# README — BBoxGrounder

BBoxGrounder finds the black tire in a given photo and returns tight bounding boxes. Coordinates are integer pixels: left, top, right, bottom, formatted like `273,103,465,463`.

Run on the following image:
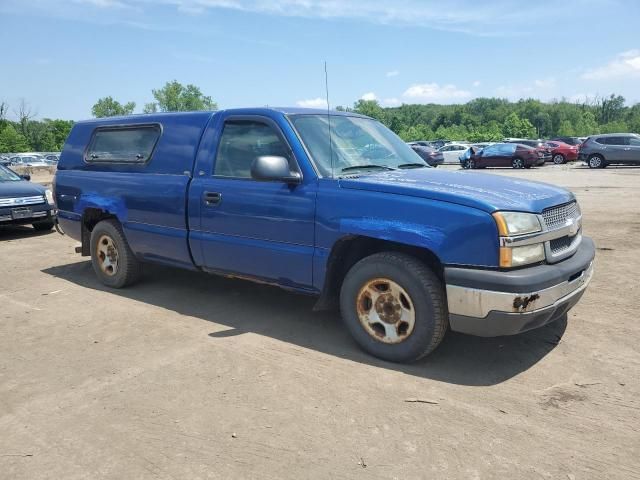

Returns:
552,153,565,165
32,220,55,231
339,252,448,363
90,219,142,288
512,157,524,169
588,155,605,169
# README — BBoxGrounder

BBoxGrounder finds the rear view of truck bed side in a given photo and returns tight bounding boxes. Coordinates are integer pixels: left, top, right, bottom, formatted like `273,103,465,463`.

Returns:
55,112,213,270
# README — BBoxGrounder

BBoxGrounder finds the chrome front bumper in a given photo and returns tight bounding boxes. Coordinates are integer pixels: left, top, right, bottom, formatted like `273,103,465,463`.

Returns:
447,261,593,319
444,237,595,337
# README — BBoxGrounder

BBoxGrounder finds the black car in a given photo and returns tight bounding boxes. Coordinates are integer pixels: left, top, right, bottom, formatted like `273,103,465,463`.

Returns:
550,136,584,146
409,144,444,167
0,156,11,167
0,164,56,230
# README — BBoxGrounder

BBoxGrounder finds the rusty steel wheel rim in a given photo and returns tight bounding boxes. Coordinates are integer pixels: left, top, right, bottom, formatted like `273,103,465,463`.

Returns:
356,278,416,344
96,234,119,276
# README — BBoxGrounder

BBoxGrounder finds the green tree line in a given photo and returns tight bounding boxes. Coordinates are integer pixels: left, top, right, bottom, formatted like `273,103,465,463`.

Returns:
3,84,638,154
0,100,73,154
0,80,217,153
345,94,640,142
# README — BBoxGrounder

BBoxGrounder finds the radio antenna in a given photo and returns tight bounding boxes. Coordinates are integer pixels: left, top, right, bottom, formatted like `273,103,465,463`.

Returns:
324,61,334,178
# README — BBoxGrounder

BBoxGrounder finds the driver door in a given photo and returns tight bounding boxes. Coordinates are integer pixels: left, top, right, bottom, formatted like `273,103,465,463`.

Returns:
190,115,317,289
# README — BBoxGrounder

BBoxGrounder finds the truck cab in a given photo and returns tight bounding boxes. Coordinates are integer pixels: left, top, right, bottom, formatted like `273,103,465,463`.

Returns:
54,108,595,362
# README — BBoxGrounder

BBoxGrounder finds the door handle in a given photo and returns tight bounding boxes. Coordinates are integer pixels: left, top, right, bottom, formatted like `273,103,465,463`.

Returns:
203,191,222,206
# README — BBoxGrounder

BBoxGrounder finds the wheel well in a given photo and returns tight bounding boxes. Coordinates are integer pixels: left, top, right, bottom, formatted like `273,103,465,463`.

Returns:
80,208,117,256
314,235,443,311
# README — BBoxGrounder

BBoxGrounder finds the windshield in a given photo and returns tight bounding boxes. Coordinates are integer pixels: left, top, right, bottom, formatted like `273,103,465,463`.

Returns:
0,165,21,182
289,114,426,177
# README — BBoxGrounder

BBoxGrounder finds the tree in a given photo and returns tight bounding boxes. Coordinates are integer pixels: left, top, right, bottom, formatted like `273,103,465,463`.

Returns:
0,101,8,123
91,96,136,118
146,80,217,112
143,103,158,114
0,124,30,152
353,99,385,122
557,120,575,136
45,119,74,150
574,111,598,136
502,112,536,138
25,120,57,151
15,99,36,138
598,94,625,124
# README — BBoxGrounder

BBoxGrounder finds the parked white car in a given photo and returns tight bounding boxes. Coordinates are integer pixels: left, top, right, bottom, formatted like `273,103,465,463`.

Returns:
438,143,470,164
9,154,49,167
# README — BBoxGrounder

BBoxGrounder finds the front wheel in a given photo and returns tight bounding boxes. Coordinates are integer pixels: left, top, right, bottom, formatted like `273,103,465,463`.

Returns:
553,154,565,165
90,219,142,288
340,252,448,363
588,155,605,169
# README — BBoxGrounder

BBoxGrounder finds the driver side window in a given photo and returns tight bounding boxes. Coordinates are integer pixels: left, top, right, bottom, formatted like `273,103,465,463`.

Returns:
214,120,289,178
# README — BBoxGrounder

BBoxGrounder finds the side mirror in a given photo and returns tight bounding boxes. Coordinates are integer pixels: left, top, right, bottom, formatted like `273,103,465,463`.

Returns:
20,174,31,181
251,156,301,184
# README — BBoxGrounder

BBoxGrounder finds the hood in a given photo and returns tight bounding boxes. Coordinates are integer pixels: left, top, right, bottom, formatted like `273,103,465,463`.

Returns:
0,180,46,198
339,168,574,213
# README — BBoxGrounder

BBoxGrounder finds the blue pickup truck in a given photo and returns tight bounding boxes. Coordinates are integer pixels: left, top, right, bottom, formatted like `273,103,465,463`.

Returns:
54,108,594,362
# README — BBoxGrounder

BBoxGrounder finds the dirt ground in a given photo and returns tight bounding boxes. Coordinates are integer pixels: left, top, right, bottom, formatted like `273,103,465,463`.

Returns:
1,164,639,479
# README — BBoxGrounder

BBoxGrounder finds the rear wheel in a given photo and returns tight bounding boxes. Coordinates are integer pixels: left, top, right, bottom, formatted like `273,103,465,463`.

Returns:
553,154,565,165
588,155,604,169
340,252,448,363
90,219,142,288
512,157,524,169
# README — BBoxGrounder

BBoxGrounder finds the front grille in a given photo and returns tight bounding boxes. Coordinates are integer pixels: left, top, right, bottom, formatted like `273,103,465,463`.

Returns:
542,201,580,229
550,235,573,254
0,195,45,207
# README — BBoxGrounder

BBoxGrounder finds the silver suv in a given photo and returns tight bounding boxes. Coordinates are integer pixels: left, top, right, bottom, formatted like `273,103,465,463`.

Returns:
579,133,640,168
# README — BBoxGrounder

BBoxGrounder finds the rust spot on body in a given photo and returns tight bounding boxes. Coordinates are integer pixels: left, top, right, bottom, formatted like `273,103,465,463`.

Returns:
513,294,540,311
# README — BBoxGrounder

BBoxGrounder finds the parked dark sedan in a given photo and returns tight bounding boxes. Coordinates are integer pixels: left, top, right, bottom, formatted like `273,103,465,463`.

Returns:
408,144,444,167
462,143,541,169
0,165,56,230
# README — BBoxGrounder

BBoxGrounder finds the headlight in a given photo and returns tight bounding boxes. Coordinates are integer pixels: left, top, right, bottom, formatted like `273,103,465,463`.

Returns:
493,211,545,267
493,211,541,236
500,244,545,268
45,189,54,205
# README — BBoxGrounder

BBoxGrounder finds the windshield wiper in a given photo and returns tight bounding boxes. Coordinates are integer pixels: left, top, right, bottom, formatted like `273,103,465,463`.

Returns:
397,163,429,169
341,164,396,173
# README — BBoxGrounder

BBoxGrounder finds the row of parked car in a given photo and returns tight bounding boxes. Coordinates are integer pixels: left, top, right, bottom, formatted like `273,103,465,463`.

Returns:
407,133,640,169
0,152,60,168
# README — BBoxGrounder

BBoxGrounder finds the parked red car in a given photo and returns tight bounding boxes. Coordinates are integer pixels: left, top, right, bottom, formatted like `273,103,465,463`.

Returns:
464,143,541,169
544,141,579,164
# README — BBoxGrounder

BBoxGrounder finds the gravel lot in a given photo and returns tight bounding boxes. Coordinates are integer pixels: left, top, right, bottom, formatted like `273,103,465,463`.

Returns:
1,164,639,479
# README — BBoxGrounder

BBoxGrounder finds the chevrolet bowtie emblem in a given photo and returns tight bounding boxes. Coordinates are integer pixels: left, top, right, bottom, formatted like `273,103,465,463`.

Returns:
568,219,580,236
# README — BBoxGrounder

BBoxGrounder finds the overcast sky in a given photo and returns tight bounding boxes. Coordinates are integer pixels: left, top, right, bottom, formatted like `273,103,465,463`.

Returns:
1,0,639,120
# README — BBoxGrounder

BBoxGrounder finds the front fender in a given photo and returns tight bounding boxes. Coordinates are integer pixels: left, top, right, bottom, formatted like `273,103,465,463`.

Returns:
315,187,501,285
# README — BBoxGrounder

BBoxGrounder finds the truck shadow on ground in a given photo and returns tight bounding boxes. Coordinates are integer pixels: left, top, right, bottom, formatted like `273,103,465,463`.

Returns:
0,225,55,241
43,261,567,387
